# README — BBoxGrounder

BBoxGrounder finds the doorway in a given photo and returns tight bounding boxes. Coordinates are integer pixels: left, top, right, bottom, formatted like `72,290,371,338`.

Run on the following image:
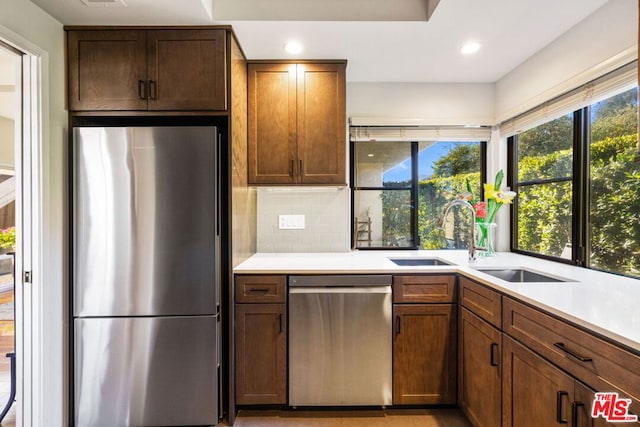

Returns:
0,42,20,427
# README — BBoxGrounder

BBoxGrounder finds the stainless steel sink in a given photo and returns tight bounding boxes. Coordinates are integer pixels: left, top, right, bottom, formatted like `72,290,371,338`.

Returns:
389,257,455,266
474,268,568,283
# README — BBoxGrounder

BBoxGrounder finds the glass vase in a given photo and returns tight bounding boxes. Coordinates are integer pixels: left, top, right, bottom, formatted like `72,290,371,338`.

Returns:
475,222,496,257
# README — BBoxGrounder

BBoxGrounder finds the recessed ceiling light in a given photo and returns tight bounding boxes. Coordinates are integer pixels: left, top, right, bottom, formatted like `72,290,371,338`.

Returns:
284,41,304,55
461,41,481,55
367,154,375,157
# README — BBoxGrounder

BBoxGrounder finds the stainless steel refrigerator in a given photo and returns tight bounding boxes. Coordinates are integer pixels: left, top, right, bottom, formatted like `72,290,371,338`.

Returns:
72,126,220,427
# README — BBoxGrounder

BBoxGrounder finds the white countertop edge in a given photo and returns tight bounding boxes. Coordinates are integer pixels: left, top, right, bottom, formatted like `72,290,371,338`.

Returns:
234,250,640,354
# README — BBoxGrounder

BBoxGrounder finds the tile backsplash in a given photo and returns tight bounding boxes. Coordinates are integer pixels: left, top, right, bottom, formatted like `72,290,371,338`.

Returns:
257,187,351,252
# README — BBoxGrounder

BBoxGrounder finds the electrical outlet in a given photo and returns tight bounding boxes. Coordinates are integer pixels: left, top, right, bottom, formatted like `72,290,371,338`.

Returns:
279,214,305,230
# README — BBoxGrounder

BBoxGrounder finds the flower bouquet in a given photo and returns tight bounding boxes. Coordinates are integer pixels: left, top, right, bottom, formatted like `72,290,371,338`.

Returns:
459,170,516,256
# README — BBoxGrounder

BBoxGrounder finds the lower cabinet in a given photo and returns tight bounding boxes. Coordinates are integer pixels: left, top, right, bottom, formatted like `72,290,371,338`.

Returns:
573,381,640,427
503,336,576,426
393,303,457,404
459,307,501,427
235,275,287,405
235,304,286,404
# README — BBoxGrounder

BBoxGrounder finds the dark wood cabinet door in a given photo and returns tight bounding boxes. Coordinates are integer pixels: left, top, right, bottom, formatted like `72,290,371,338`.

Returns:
68,30,147,111
459,308,502,427
296,62,346,185
393,304,457,405
147,29,227,111
248,63,297,184
574,381,640,427
503,336,575,427
235,303,286,404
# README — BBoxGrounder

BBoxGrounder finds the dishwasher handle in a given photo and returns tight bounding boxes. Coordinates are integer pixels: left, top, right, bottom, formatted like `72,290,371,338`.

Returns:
289,275,392,287
289,286,391,294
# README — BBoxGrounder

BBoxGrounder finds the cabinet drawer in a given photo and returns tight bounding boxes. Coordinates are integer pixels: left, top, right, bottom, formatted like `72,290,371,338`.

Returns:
503,297,640,406
459,276,502,328
393,275,456,303
235,275,286,303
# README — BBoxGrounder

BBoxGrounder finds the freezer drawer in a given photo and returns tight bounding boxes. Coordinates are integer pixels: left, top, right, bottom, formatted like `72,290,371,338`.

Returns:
74,316,218,427
73,126,218,317
289,285,392,406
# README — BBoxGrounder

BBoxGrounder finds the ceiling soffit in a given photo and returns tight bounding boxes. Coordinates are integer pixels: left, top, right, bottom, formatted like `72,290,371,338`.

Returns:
211,0,441,21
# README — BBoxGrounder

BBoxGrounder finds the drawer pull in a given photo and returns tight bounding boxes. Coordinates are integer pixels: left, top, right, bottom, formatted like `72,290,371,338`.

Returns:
149,79,157,100
248,288,270,294
557,391,569,424
138,80,146,99
571,401,584,427
490,343,499,367
554,342,593,362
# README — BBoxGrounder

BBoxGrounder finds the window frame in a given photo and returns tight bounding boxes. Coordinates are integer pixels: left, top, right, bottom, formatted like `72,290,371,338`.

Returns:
508,89,639,278
508,111,582,266
350,139,487,250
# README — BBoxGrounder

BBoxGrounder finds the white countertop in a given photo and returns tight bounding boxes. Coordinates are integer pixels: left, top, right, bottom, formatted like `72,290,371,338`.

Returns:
234,250,640,353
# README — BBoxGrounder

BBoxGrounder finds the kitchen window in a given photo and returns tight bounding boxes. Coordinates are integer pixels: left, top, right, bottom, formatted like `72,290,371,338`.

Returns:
511,113,575,258
350,126,488,249
509,80,639,278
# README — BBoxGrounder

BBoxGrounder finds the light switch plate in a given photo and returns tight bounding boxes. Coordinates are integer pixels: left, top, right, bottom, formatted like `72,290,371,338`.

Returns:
279,214,305,230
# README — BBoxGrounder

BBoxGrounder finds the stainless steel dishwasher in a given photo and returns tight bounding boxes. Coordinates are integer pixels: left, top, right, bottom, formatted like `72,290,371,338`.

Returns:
288,275,392,406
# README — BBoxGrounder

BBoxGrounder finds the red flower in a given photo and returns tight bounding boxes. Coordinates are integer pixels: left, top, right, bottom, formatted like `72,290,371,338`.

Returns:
473,201,487,219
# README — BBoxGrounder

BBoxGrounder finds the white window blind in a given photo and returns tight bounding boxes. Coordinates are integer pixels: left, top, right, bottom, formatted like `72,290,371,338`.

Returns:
349,125,492,142
500,60,638,137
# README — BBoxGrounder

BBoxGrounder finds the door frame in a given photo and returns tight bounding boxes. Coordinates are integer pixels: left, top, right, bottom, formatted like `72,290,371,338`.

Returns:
0,24,59,426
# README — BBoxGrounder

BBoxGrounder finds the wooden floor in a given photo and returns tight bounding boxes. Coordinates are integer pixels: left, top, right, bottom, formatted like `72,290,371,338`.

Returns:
0,290,15,427
229,409,472,427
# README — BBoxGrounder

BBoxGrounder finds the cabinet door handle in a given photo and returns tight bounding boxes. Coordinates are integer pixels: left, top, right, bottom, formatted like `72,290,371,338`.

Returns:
557,391,569,424
149,79,157,100
571,402,584,427
395,315,401,334
554,342,593,362
290,159,294,177
490,342,499,367
138,80,146,99
278,313,283,334
299,159,303,176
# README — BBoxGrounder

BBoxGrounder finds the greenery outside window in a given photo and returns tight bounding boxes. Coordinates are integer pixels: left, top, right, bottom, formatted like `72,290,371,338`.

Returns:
512,113,574,258
351,131,487,249
509,86,639,278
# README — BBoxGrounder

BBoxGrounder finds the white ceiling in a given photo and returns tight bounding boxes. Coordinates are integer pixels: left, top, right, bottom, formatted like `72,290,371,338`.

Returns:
31,0,610,82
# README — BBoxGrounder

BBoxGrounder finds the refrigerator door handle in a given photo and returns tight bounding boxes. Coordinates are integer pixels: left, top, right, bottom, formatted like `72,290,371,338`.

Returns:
216,131,221,238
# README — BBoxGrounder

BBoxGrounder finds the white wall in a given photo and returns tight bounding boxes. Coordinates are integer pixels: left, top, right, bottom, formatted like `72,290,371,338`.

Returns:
0,117,14,169
496,0,638,123
0,1,66,426
348,82,495,125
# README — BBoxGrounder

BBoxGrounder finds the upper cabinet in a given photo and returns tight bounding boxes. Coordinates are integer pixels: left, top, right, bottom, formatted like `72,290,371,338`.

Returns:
67,29,227,111
248,61,346,185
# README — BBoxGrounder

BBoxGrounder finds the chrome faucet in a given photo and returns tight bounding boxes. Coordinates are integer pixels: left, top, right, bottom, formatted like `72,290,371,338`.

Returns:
438,199,477,261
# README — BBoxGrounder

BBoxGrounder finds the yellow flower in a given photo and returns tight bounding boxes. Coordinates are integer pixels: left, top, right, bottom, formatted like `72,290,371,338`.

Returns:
484,183,496,201
495,190,517,204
